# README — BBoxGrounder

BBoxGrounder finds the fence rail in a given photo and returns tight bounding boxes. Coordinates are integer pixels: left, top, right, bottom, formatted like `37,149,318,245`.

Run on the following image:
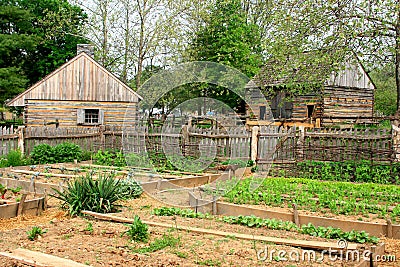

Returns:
0,125,395,169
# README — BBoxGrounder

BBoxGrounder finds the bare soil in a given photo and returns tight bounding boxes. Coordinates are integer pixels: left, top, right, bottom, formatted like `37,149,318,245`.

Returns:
0,195,398,267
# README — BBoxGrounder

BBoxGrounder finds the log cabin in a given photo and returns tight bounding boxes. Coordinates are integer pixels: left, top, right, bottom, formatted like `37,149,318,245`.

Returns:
6,45,142,127
246,53,376,128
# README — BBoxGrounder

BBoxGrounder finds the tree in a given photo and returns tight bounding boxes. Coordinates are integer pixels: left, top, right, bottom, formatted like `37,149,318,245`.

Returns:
0,2,36,103
187,0,263,110
266,0,400,113
0,0,87,104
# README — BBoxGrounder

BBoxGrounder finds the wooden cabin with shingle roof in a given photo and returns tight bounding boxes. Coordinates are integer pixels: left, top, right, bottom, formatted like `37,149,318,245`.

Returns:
246,53,376,128
6,45,141,127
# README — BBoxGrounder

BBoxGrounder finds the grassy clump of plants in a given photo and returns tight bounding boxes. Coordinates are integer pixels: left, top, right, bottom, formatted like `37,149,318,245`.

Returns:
122,215,149,242
52,173,143,215
0,150,30,167
131,233,180,253
30,142,83,164
152,207,379,244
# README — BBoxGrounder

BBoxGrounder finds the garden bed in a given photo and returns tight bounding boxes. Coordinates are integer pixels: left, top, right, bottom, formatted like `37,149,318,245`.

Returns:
0,195,395,267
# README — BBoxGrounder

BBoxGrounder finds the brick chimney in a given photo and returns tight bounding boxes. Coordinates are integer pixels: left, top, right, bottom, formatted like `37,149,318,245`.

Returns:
77,44,95,58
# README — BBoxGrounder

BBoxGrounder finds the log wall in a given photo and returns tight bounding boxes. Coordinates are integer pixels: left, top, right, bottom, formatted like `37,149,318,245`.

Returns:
322,86,374,125
24,99,137,127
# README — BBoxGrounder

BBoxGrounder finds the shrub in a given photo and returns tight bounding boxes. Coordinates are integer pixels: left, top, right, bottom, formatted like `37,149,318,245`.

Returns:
52,173,123,215
30,142,82,164
54,142,82,163
30,143,55,164
122,215,149,242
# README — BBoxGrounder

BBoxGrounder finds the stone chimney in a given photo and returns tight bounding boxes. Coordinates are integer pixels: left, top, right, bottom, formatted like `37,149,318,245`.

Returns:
77,44,95,58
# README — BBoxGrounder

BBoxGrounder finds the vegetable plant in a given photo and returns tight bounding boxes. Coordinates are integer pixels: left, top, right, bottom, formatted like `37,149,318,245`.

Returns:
27,226,46,241
123,215,149,242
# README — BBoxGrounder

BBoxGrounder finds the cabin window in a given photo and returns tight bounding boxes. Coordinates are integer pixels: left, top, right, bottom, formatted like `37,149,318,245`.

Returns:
85,109,99,124
77,109,104,125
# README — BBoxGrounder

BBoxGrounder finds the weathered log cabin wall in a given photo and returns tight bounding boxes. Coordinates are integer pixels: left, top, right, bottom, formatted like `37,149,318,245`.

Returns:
321,86,374,126
24,99,137,127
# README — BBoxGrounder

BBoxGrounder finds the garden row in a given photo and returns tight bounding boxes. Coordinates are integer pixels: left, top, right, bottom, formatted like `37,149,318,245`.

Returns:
217,177,400,222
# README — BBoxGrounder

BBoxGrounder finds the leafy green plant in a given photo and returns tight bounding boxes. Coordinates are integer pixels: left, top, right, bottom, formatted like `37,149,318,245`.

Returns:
153,207,212,219
30,143,83,164
27,226,46,241
51,173,123,215
118,174,143,200
30,143,55,164
0,184,7,199
6,150,24,167
94,150,126,167
132,233,180,253
152,207,379,244
123,215,149,242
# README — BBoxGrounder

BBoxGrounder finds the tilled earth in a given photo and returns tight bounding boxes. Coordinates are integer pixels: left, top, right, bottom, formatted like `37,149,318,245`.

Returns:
0,195,399,267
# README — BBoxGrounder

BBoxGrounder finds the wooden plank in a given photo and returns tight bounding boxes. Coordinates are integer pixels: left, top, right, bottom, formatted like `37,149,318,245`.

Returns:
81,210,359,251
0,251,52,267
0,248,88,267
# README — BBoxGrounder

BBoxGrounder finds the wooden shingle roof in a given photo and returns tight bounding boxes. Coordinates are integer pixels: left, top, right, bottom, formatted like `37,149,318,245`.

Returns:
7,53,142,107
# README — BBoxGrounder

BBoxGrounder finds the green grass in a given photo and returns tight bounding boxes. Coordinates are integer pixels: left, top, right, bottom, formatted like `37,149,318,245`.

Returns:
132,234,180,253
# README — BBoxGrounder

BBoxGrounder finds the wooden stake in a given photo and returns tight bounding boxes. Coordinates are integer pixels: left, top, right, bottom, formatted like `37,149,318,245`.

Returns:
292,203,300,227
17,194,27,216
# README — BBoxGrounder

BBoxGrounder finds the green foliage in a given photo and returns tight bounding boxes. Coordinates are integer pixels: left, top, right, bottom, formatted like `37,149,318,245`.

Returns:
6,150,24,167
300,223,379,244
221,159,253,168
152,206,378,244
123,215,149,242
152,207,212,219
0,0,88,104
27,226,46,241
186,0,262,110
51,173,123,215
370,65,397,116
30,142,82,164
54,142,82,163
296,160,400,184
132,233,180,253
118,175,143,200
224,177,400,220
94,150,126,167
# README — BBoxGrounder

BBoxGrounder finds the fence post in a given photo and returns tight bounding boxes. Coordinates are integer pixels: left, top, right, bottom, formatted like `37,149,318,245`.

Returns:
251,126,259,164
297,126,305,161
391,123,400,162
17,126,25,156
99,125,106,150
